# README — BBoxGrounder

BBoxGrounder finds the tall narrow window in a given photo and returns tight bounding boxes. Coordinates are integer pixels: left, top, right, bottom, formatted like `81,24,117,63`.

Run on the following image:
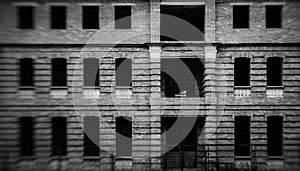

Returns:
84,116,100,156
234,58,250,86
160,5,205,41
116,116,132,157
115,58,132,87
52,117,66,156
20,58,34,87
235,116,250,156
52,58,67,87
267,116,283,156
114,6,132,29
51,6,66,29
161,58,204,97
17,6,34,29
233,5,250,28
266,5,282,28
20,117,33,156
82,6,99,29
83,58,99,87
267,57,283,86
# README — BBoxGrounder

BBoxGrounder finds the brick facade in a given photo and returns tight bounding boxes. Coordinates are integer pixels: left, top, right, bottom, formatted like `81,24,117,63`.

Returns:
0,0,299,171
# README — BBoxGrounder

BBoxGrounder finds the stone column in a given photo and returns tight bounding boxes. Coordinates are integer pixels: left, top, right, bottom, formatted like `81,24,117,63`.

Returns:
205,0,216,42
150,0,160,43
204,46,218,166
149,45,162,171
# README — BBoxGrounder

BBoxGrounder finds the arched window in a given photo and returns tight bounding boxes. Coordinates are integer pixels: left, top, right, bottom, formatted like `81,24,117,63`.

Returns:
52,117,67,156
20,58,34,87
267,116,283,156
267,57,283,86
84,116,99,156
52,58,67,87
234,58,250,86
235,116,250,156
115,58,132,87
83,58,99,87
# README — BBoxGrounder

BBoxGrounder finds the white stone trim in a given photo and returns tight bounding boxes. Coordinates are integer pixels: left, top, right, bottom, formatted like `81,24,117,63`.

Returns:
230,2,253,6
111,3,136,6
262,2,286,5
13,2,39,6
78,3,102,6
160,2,205,5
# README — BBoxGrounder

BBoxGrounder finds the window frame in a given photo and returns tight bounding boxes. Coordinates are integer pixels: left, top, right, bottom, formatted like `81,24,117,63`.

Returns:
115,58,132,87
232,5,250,29
20,117,34,156
83,58,100,87
267,116,283,157
267,57,283,87
81,5,100,29
234,57,251,87
116,116,132,157
20,58,34,88
50,5,67,29
113,4,134,30
51,58,67,87
234,116,251,157
84,116,100,156
52,117,67,156
16,5,35,29
265,5,283,28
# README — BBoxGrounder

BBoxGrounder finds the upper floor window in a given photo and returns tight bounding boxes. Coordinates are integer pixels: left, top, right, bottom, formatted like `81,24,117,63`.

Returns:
267,116,283,156
83,58,99,87
233,5,250,29
82,6,99,29
267,57,283,86
235,116,250,156
51,58,67,87
116,116,132,157
20,117,34,156
266,5,282,28
234,58,250,86
51,6,66,29
161,58,205,97
115,58,132,87
84,116,100,156
160,5,205,41
17,6,34,29
52,117,67,156
20,58,34,87
114,6,132,29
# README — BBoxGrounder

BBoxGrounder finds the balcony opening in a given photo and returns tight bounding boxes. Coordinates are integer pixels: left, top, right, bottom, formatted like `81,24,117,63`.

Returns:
160,5,205,41
161,116,205,169
267,116,283,156
267,57,283,86
234,57,250,86
84,116,100,156
20,58,34,88
84,58,99,87
235,116,250,156
51,58,67,87
161,58,205,98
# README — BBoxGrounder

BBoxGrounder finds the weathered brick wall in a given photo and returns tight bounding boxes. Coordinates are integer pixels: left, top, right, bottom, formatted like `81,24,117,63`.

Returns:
216,0,300,43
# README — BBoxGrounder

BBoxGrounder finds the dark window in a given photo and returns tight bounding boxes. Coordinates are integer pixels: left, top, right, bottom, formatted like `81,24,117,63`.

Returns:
234,58,250,86
51,6,66,29
18,6,34,29
267,57,283,86
161,58,204,97
116,116,132,157
52,58,67,87
82,6,99,29
114,6,132,29
20,58,34,87
235,116,250,156
20,117,33,156
267,116,283,156
84,116,99,156
266,5,282,28
233,5,249,28
115,58,132,87
52,117,66,156
160,5,205,41
83,58,99,87
161,117,204,168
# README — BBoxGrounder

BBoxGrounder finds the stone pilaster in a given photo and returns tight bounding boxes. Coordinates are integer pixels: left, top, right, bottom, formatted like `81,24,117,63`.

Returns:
150,0,160,43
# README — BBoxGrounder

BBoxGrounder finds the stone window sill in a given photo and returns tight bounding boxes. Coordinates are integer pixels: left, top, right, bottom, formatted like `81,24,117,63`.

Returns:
234,86,251,97
115,86,132,98
267,86,284,97
83,87,100,98
51,87,68,98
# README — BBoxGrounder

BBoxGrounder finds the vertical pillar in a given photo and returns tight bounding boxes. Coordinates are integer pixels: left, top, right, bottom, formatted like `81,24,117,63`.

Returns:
204,46,218,166
205,0,216,42
150,0,160,43
149,45,162,171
